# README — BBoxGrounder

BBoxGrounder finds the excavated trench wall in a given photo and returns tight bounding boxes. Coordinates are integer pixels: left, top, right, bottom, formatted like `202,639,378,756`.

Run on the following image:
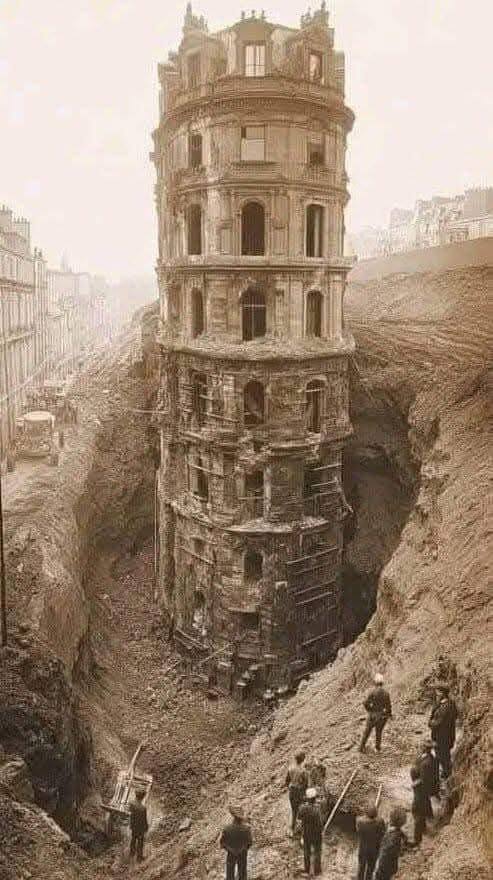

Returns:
0,327,158,834
342,361,419,640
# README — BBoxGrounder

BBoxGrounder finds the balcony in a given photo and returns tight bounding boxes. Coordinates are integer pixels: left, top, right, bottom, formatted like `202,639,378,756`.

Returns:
166,74,349,119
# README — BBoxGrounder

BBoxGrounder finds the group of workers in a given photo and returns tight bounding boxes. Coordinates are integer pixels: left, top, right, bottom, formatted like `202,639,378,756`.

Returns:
216,670,459,879
125,665,459,879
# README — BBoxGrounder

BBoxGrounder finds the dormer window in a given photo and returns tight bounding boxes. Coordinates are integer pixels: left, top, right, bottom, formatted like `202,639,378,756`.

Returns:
309,51,323,82
187,52,201,88
245,43,265,77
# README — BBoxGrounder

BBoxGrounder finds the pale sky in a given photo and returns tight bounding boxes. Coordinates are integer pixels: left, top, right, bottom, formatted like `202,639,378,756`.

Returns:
0,0,491,279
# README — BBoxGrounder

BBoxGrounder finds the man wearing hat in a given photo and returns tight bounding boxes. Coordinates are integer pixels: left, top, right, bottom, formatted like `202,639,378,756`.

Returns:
428,685,458,778
355,804,386,880
297,788,323,876
285,751,308,833
373,806,408,880
359,673,392,753
220,805,252,880
129,789,149,862
417,740,440,802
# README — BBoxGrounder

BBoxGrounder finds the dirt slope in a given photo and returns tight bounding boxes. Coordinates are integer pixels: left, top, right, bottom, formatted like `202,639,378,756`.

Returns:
134,266,492,880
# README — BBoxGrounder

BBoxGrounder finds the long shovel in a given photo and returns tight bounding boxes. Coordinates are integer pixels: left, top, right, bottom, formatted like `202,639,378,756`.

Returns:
323,768,358,833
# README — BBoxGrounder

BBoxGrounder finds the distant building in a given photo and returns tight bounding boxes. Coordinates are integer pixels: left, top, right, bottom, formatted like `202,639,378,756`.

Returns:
0,206,47,456
349,186,493,259
1,201,114,460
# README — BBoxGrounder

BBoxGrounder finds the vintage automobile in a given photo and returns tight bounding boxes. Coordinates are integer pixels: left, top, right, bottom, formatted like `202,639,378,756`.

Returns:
14,410,58,464
38,379,71,423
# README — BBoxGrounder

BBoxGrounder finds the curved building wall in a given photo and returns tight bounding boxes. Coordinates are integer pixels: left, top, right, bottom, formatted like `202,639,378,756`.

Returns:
152,6,355,686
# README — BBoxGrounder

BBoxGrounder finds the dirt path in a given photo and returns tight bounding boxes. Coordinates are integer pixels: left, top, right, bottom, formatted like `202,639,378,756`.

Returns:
76,538,266,876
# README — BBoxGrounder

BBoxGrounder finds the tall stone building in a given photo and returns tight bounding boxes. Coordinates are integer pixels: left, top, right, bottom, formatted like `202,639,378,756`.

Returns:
152,4,354,687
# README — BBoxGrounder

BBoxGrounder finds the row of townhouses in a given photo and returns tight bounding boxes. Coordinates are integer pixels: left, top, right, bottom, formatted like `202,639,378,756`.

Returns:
348,187,493,260
0,204,112,458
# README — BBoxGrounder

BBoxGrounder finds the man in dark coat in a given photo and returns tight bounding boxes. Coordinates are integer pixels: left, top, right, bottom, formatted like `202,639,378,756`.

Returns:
220,805,252,880
359,673,392,753
373,807,408,880
129,789,149,862
355,804,386,880
410,765,432,845
428,685,458,778
297,788,323,876
417,740,440,802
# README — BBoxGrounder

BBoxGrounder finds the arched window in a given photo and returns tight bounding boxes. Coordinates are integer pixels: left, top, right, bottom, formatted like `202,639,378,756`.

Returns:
306,290,322,337
244,550,263,581
241,289,266,341
241,201,265,255
306,204,324,257
191,288,204,337
305,380,325,433
244,380,265,427
187,204,202,255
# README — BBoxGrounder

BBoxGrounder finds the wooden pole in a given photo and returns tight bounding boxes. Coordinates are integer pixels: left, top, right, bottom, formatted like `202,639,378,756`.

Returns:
323,768,358,834
0,469,7,646
375,784,383,809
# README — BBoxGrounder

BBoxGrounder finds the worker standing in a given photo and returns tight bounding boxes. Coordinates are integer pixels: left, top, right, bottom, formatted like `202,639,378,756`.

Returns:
129,789,149,862
417,740,440,802
410,765,431,845
297,788,323,877
355,804,386,880
359,673,392,753
285,751,308,834
373,807,408,880
220,805,252,880
428,685,458,778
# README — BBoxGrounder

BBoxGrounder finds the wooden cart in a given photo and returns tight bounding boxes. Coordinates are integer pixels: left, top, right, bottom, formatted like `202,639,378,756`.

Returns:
102,744,153,836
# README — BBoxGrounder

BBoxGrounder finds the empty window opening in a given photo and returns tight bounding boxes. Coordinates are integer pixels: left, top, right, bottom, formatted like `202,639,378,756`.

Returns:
240,126,265,161
245,43,265,77
224,453,236,506
306,290,322,337
191,288,204,337
241,289,266,341
192,590,206,632
305,380,325,433
193,372,208,425
191,454,208,499
189,132,203,168
309,51,323,82
188,52,201,88
245,469,264,517
308,140,325,166
244,550,263,581
306,204,324,257
244,380,265,427
241,201,265,255
187,204,202,255
239,611,260,632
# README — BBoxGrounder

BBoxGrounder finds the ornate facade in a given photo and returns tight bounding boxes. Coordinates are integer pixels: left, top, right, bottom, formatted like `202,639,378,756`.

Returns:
152,4,355,689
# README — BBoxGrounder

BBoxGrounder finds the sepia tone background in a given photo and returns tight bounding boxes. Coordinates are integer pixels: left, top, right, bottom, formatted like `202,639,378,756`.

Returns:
1,0,492,278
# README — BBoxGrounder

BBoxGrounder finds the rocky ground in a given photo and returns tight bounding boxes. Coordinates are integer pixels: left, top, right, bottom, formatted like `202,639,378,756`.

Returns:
0,265,491,880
